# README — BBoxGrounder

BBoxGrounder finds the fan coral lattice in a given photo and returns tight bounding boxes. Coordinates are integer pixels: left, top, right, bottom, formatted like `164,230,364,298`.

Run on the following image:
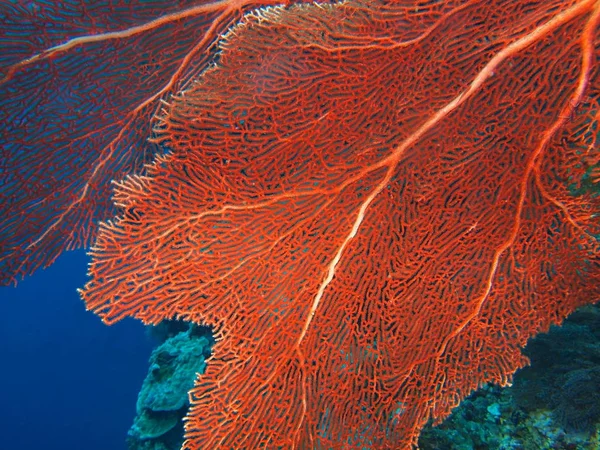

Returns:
80,0,600,448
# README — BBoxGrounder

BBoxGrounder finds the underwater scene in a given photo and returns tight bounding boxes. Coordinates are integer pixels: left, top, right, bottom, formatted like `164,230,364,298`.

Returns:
1,1,599,449
2,252,600,449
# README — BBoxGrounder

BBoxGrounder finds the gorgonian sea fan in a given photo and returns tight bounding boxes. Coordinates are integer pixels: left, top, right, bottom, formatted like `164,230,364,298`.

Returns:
0,0,283,285
82,0,600,447
4,0,600,448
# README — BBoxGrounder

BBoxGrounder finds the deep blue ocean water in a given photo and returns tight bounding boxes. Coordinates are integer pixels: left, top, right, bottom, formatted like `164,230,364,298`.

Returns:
0,249,153,450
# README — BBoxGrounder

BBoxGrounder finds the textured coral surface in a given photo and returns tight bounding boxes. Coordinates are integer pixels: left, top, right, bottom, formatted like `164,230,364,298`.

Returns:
2,0,600,448
0,0,280,284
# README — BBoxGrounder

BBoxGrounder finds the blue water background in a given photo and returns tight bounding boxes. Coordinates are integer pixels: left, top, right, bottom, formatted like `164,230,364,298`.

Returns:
0,250,153,450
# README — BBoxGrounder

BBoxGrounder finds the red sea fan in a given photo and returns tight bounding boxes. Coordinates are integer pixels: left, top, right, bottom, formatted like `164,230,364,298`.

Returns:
1,0,599,448
77,0,600,448
0,0,281,285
